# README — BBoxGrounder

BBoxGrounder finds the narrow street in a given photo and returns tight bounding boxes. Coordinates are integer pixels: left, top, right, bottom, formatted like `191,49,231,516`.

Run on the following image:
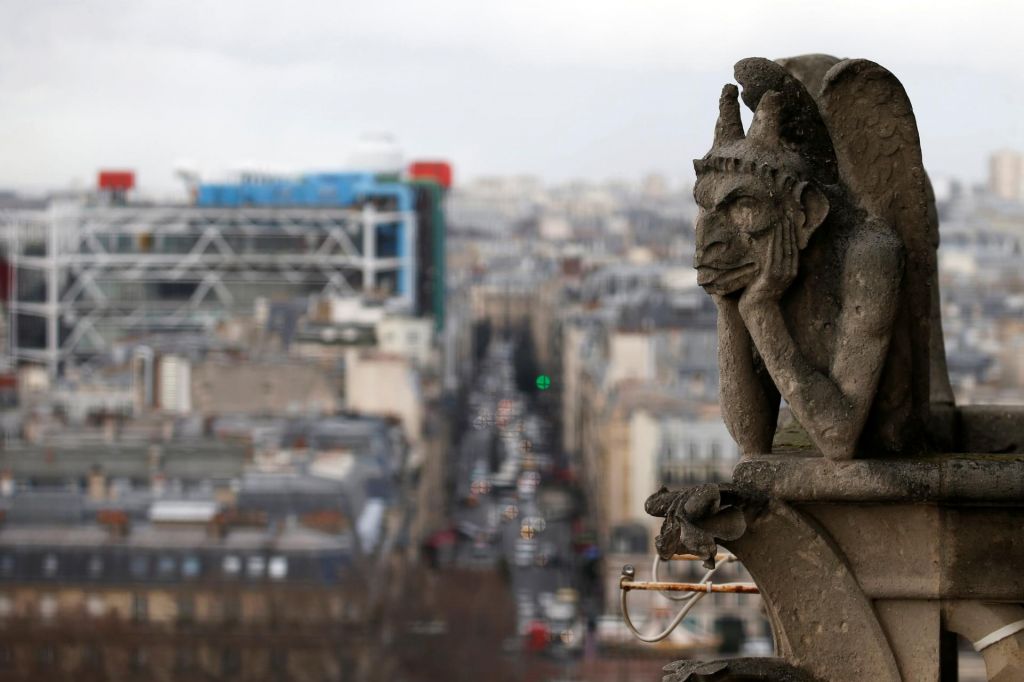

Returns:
385,335,667,681
450,339,590,658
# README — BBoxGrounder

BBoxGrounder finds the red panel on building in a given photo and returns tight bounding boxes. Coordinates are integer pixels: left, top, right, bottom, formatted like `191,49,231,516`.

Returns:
0,258,10,302
408,161,452,189
97,170,135,191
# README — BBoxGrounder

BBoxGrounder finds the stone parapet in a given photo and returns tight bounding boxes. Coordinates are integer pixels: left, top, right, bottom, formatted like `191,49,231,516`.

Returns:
734,451,1024,504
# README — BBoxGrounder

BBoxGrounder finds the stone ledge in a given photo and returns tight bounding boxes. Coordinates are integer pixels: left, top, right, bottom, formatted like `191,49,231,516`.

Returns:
733,452,1024,503
954,404,1024,454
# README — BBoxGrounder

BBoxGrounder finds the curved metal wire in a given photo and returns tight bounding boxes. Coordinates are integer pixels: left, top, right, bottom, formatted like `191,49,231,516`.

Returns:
652,554,690,602
620,558,724,643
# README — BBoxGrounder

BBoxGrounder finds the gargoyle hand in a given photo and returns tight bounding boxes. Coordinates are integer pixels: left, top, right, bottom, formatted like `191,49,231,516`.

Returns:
739,219,797,312
645,485,747,569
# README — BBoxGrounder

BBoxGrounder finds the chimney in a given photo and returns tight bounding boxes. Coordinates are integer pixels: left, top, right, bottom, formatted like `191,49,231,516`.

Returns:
299,509,349,534
102,415,117,444
150,472,166,498
88,466,107,503
207,511,228,539
23,416,41,444
161,418,174,443
148,444,162,472
97,509,130,538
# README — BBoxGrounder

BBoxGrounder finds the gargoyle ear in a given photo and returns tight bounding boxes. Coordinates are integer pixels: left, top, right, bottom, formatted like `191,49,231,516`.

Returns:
793,181,829,249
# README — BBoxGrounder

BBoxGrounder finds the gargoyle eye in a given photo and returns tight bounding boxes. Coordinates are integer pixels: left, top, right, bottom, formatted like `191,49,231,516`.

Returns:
727,195,758,229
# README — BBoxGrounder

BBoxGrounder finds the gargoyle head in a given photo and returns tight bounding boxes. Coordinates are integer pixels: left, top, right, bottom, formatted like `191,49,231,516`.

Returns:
692,59,836,296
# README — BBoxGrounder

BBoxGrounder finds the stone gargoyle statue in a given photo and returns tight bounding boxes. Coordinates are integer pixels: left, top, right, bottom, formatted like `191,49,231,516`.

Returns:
644,53,1024,682
693,55,942,460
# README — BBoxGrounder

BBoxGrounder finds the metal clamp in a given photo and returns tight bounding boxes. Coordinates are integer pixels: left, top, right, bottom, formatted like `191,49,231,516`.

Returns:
973,618,1024,652
619,551,758,643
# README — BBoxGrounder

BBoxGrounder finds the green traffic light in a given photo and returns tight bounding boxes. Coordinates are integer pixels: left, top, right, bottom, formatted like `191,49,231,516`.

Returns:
536,374,551,390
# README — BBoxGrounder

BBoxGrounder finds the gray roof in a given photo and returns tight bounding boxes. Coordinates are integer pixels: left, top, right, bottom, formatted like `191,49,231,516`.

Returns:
6,491,85,524
0,521,355,553
0,441,246,480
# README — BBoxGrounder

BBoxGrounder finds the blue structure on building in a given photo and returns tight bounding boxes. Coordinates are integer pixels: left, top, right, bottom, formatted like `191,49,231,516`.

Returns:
196,171,416,298
196,172,412,212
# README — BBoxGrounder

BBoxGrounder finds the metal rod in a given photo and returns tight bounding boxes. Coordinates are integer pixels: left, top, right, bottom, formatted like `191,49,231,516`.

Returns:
670,553,737,562
619,563,719,643
621,580,759,594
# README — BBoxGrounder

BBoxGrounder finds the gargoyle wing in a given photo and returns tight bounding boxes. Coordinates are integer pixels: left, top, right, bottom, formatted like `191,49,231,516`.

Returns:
819,59,935,430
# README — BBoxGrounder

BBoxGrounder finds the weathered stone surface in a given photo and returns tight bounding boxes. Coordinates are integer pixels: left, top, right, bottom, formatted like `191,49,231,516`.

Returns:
647,457,1024,679
732,451,1024,503
806,504,943,599
941,508,1024,600
874,601,941,682
800,503,1024,601
642,52,1024,682
955,404,1024,454
662,657,820,681
645,484,747,567
694,56,936,460
722,500,902,682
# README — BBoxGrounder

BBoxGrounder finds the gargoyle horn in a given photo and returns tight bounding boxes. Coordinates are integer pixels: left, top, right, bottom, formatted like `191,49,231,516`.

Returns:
745,91,784,149
713,84,745,147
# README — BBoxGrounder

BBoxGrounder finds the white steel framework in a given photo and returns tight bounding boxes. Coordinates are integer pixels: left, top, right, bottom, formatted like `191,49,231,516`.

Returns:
3,201,416,377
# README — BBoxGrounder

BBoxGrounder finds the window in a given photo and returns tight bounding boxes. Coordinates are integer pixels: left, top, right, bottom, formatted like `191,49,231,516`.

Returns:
710,442,721,461
223,596,241,625
222,648,241,676
130,556,149,579
39,594,58,620
268,556,288,580
0,555,13,577
659,441,673,465
82,645,103,670
247,556,265,578
336,653,356,675
269,649,287,676
86,594,106,618
177,594,194,624
36,645,56,669
42,553,58,578
222,555,241,577
174,648,196,673
87,555,103,579
182,555,200,579
132,593,148,622
157,556,176,579
130,647,149,673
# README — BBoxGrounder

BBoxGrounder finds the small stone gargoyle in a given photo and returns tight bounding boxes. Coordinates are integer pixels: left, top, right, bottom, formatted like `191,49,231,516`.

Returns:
645,484,748,569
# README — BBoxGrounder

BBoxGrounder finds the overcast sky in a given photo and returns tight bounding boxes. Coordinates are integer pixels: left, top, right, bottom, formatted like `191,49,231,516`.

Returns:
2,0,1022,195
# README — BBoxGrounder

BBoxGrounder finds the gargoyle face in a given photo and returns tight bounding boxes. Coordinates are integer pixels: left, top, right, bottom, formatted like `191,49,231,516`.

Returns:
693,173,778,296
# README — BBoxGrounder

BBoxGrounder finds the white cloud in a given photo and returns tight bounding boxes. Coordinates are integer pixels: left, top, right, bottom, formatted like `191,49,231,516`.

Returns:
0,0,1021,191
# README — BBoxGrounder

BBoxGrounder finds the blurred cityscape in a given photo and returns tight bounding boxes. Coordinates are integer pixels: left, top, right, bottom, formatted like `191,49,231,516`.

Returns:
0,139,1020,681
